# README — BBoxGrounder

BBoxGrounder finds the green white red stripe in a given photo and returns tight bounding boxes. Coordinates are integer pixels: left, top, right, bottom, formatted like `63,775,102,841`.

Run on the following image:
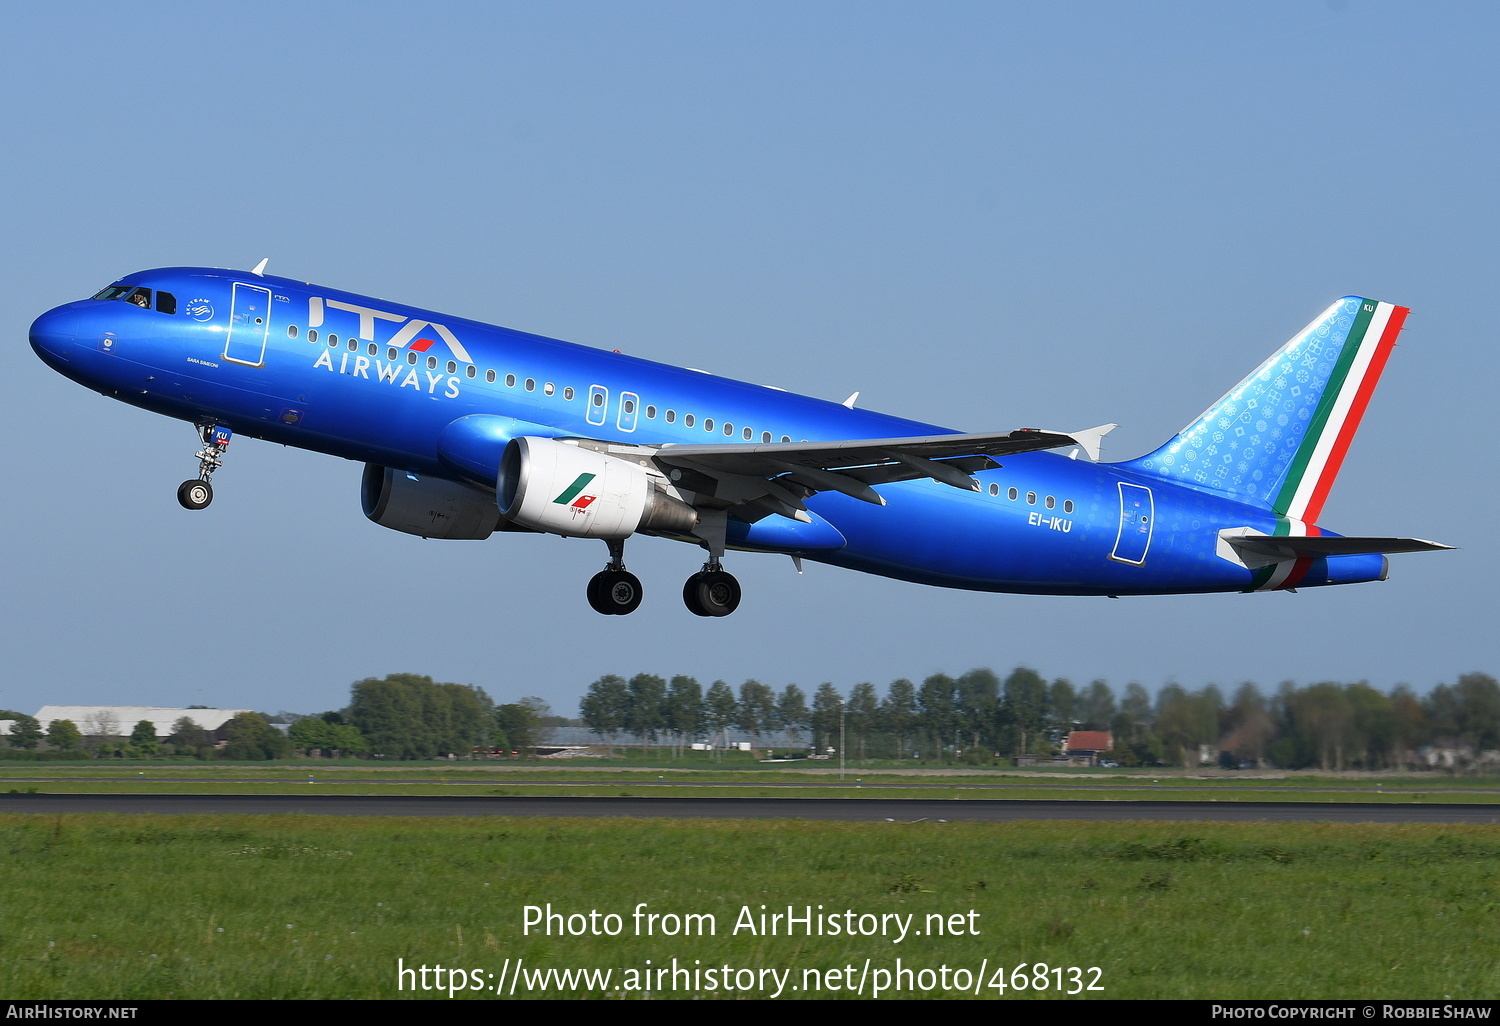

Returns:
1273,300,1407,522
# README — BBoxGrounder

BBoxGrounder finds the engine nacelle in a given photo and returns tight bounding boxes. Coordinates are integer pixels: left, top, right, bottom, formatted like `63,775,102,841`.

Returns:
361,464,502,539
497,435,697,539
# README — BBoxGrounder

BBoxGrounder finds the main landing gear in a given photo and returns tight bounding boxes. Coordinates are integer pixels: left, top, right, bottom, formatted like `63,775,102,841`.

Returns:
583,540,743,617
177,423,232,510
587,539,643,615
683,562,741,617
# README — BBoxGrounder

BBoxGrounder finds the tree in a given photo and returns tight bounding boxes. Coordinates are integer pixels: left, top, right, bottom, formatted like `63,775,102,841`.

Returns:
1001,667,1048,757
495,703,541,757
348,674,493,759
169,717,213,759
45,719,82,751
1047,678,1079,740
777,684,809,746
128,720,159,758
665,675,702,756
580,675,630,754
957,669,1001,752
704,681,738,752
8,714,42,750
625,674,667,749
810,683,842,754
880,679,918,759
1078,680,1117,731
847,682,879,762
736,680,776,746
289,715,368,757
220,712,292,761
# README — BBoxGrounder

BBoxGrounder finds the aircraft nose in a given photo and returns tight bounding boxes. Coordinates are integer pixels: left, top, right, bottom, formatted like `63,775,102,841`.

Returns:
29,306,80,366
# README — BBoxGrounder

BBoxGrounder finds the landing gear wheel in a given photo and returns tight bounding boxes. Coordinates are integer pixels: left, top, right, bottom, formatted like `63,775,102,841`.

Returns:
587,570,643,615
177,479,213,510
683,569,741,617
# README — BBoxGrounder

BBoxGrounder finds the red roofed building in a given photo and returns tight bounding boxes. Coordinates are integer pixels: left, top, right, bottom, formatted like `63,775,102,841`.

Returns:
1064,731,1114,765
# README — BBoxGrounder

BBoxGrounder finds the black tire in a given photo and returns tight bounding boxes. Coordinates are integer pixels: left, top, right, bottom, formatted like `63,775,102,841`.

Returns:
589,570,643,615
682,572,711,616
688,570,741,617
177,479,213,510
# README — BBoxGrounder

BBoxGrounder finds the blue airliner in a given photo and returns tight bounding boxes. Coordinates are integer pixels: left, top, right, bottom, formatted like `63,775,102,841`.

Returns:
29,263,1449,616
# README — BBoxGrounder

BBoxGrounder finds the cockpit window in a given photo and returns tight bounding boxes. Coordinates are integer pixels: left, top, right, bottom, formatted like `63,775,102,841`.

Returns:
91,284,176,313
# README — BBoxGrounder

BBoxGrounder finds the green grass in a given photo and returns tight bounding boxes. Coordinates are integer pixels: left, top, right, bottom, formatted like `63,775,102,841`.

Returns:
3,763,1496,802
1,814,1496,999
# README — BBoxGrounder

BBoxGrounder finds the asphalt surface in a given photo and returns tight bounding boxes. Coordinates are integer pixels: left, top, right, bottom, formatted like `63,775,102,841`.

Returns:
1,793,1496,823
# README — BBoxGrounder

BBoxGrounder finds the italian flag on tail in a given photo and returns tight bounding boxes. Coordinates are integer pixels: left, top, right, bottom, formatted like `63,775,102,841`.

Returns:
1272,299,1407,524
1250,298,1407,592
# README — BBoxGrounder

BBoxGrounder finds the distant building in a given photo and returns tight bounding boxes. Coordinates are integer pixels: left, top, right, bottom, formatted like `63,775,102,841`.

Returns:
1063,730,1114,766
32,706,252,742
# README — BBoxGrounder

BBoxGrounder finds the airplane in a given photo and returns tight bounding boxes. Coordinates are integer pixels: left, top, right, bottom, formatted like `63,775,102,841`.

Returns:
29,263,1450,616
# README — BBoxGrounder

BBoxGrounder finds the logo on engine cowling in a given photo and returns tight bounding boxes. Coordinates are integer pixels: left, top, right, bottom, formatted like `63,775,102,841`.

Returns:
553,473,598,516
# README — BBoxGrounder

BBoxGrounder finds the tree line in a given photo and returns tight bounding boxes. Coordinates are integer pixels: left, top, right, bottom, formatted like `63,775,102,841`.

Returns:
578,670,1500,769
1,675,556,762
8,669,1498,768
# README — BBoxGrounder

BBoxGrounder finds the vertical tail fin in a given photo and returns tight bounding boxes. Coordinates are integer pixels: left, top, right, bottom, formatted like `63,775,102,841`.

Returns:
1122,297,1407,521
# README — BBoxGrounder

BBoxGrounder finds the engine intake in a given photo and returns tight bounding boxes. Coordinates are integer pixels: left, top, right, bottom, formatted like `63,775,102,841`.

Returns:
497,436,697,539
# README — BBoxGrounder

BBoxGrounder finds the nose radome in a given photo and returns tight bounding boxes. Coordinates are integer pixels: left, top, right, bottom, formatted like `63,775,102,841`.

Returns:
29,306,80,364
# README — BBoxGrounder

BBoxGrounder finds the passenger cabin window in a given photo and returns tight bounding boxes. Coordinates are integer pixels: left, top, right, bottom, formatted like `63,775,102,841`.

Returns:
466,365,476,379
506,374,516,387
1026,491,1037,504
447,361,457,373
761,432,771,442
989,483,1000,496
485,370,496,382
388,347,399,359
564,386,575,400
287,325,299,339
1045,496,1055,509
646,405,657,419
407,352,418,365
1008,487,1018,500
684,414,695,428
544,382,555,395
666,410,676,423
307,329,318,343
1064,500,1074,513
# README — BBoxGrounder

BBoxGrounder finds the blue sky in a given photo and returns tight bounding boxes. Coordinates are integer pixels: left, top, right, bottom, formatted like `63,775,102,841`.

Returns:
3,1,1495,717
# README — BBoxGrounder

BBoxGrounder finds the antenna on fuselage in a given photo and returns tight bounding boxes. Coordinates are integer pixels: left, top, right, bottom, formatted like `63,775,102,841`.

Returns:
251,258,269,276
841,391,859,409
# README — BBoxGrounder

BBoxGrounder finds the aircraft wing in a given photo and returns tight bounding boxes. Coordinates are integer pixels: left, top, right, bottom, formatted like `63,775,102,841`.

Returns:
650,425,1115,522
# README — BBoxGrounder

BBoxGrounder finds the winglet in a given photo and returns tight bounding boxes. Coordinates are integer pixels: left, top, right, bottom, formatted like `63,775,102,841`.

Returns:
1064,423,1116,462
251,258,269,276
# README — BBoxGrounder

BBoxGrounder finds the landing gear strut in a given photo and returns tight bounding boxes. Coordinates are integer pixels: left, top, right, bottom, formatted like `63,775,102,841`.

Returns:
681,510,740,616
177,423,231,510
587,538,643,615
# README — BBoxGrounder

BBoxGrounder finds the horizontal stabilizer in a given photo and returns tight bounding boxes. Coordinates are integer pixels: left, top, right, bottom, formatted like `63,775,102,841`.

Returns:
1223,532,1454,562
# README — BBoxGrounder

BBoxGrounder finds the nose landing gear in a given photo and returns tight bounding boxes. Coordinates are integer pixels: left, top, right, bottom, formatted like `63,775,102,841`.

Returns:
177,423,232,510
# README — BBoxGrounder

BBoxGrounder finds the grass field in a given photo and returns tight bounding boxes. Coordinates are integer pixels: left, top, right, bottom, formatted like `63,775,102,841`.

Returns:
1,813,1496,999
2,763,1496,803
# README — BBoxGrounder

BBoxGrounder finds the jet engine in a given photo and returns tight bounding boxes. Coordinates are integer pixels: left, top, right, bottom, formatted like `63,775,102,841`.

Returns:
497,435,697,539
361,464,503,539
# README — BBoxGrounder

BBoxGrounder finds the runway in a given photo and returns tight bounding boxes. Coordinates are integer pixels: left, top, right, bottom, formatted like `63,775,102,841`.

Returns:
1,793,1496,823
